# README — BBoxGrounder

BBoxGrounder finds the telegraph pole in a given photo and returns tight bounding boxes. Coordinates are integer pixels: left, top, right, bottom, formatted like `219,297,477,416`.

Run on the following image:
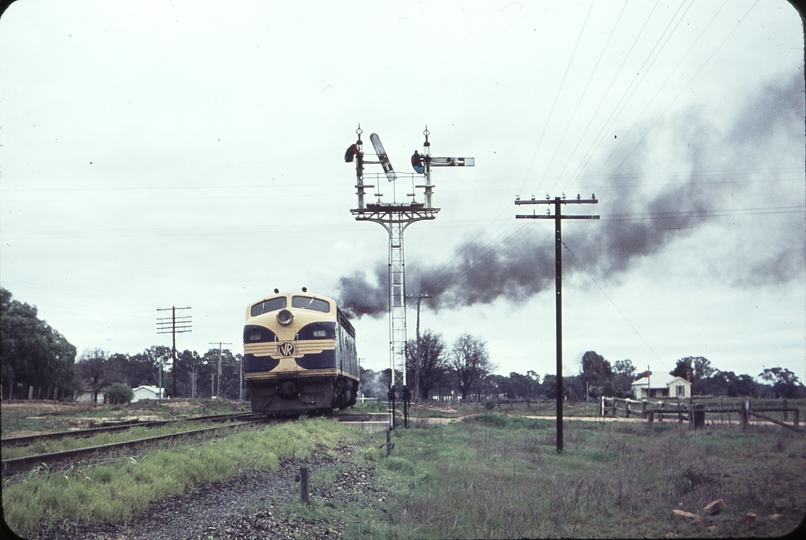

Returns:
209,341,233,398
515,194,599,453
406,293,431,403
156,306,192,398
348,125,473,428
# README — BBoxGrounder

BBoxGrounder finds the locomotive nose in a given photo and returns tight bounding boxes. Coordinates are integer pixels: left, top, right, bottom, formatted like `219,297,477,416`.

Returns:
277,309,293,325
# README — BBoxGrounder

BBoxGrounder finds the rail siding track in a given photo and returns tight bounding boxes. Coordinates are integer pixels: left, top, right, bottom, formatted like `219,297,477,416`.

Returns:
0,412,264,447
2,412,388,477
1,420,265,477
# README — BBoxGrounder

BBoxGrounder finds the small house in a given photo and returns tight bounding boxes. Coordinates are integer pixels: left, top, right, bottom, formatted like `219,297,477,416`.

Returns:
132,385,164,402
631,374,691,399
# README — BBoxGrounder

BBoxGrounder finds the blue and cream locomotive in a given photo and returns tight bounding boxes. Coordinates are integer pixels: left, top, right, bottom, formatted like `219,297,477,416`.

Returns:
243,289,359,414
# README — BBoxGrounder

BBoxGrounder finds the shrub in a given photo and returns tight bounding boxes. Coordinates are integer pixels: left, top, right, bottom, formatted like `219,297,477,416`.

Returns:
105,383,134,405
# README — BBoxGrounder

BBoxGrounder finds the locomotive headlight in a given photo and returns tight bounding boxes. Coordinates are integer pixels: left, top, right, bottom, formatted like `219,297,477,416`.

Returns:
249,333,262,341
312,330,328,338
276,309,293,326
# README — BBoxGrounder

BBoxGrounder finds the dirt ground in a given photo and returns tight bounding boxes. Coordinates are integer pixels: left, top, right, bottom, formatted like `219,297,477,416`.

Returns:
0,400,94,413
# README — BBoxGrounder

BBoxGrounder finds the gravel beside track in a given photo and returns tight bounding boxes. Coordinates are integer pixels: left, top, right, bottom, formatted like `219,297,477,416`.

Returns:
31,444,391,540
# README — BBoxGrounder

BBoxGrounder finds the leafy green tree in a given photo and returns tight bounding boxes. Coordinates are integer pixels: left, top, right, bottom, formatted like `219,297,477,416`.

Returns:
506,371,540,401
176,349,208,398
540,374,557,400
1,288,78,399
612,359,637,392
449,334,494,399
124,346,171,389
202,348,241,399
580,351,612,399
105,383,134,404
759,367,803,398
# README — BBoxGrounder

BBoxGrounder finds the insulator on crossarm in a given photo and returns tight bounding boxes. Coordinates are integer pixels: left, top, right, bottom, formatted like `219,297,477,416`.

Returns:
562,193,566,200
576,194,580,200
591,193,596,200
531,194,535,201
546,194,550,200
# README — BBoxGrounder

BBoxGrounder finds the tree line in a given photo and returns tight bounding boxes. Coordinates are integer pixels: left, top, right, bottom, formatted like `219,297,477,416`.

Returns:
2,288,243,402
3,288,804,403
359,329,806,402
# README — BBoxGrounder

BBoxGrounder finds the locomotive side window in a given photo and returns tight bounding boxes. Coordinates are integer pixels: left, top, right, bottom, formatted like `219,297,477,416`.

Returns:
291,296,330,313
251,296,287,317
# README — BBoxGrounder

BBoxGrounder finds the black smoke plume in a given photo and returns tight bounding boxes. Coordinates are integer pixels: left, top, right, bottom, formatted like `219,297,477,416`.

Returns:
338,72,805,318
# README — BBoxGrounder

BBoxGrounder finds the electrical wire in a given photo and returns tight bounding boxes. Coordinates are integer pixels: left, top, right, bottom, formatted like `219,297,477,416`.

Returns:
517,0,595,200
561,240,667,367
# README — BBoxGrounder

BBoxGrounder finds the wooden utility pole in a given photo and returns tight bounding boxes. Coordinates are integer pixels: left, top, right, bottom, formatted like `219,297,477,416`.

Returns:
209,341,233,398
157,306,192,398
516,194,599,453
406,293,431,402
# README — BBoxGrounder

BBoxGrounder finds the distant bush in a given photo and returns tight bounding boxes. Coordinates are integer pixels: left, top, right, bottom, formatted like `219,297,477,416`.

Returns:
484,400,495,410
105,383,134,405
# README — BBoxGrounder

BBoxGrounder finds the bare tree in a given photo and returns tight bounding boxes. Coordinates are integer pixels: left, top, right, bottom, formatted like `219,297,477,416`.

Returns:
405,329,449,401
449,334,494,399
75,349,120,403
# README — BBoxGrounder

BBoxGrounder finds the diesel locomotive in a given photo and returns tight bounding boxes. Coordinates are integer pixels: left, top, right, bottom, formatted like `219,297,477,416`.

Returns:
243,289,359,415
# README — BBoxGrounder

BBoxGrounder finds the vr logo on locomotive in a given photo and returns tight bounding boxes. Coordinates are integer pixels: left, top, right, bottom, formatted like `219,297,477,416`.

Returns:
277,341,296,357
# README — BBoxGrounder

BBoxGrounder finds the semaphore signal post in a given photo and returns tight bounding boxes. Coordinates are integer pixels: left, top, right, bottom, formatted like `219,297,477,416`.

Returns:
347,125,473,428
516,194,599,453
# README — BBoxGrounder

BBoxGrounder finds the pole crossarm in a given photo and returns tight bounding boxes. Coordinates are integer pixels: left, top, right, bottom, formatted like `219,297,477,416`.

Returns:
516,215,600,220
515,197,598,205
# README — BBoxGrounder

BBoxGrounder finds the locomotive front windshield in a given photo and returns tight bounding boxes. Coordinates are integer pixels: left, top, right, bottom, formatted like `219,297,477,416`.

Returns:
251,296,287,317
291,295,330,313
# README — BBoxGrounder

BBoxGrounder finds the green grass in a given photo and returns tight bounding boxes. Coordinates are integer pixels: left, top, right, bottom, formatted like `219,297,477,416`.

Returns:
349,413,806,538
1,418,356,536
6,406,805,539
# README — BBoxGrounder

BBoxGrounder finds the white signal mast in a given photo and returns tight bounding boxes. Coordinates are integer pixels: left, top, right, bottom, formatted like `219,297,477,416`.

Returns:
347,125,473,427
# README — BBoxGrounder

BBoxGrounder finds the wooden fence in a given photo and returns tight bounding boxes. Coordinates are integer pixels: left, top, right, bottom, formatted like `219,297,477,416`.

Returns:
601,397,801,433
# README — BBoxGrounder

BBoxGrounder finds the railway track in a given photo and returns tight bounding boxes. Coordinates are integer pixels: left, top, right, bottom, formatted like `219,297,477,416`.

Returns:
0,411,264,448
1,416,268,478
1,411,388,478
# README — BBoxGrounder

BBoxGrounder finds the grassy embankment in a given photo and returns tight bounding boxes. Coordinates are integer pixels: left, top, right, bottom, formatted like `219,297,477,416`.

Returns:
2,417,357,536
295,410,806,538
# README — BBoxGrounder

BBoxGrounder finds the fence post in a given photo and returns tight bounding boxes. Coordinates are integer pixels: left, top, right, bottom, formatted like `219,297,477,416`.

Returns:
740,400,748,433
794,408,799,429
678,401,683,424
783,399,788,422
299,467,310,505
648,410,654,434
386,429,392,456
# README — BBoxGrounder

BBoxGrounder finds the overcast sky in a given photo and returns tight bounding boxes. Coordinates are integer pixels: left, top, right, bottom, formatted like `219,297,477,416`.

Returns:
1,0,804,385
